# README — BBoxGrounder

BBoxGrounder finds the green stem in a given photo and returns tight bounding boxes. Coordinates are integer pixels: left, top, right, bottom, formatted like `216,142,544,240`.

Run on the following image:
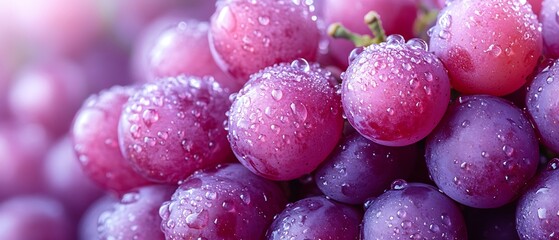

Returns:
327,11,387,47
414,3,439,40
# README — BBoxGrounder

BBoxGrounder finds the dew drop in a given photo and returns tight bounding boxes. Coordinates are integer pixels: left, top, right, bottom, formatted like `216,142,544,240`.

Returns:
142,109,159,127
271,89,283,101
396,209,407,218
429,224,440,233
240,193,251,205
547,158,559,171
441,213,452,227
424,72,433,82
348,47,364,64
386,34,404,45
502,145,514,157
390,179,408,190
460,120,470,128
186,210,209,229
290,101,308,121
438,13,452,29
538,208,547,219
481,151,489,158
546,76,554,84
406,38,428,51
121,192,140,204
205,191,217,200
291,58,310,72
258,16,270,25
386,107,395,116
216,6,236,32
401,220,412,229
484,44,502,57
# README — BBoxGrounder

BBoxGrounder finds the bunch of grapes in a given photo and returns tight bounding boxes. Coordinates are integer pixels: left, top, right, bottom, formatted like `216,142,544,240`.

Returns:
0,0,558,239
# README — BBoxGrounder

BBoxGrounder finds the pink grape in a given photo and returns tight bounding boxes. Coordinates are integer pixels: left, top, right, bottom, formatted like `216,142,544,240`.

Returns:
43,136,103,219
429,0,542,96
0,196,73,240
8,58,89,136
266,196,362,240
342,35,450,146
323,0,417,68
98,185,175,240
540,0,559,58
72,86,152,195
209,0,320,83
118,75,232,184
132,17,240,91
0,122,51,199
159,163,287,240
227,59,344,180
79,195,118,240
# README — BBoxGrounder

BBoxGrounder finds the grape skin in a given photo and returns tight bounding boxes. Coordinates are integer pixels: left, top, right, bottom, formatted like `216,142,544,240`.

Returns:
540,0,559,58
72,86,151,195
227,60,344,181
426,95,539,208
429,0,542,96
526,59,559,153
209,0,320,83
516,163,559,239
315,132,419,204
342,36,450,146
362,182,468,240
118,75,232,184
160,163,287,240
266,196,362,240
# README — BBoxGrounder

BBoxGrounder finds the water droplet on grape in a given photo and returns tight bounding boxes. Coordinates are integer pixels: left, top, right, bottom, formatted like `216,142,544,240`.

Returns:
429,224,440,233
217,6,236,32
547,158,559,171
186,210,209,229
502,145,514,157
406,38,428,51
396,209,407,218
290,101,308,121
390,179,408,190
538,208,547,219
348,47,364,64
142,109,159,127
121,192,140,204
258,16,270,25
546,76,554,84
484,44,502,57
271,89,283,101
441,213,452,227
386,34,404,45
240,193,251,205
439,13,452,29
291,58,310,72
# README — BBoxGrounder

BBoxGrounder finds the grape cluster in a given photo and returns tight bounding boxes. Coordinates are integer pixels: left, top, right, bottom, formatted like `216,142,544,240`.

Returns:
0,0,558,239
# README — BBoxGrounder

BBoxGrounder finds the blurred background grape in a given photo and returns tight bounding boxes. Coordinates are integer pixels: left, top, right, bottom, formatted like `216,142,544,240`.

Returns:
0,1,218,239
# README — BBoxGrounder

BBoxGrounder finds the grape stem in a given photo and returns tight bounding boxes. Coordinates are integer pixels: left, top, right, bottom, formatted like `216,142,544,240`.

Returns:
327,11,387,47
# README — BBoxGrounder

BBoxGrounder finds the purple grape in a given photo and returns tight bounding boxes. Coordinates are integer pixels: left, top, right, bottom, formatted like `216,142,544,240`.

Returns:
464,204,520,240
227,59,344,180
426,95,539,208
315,132,419,204
342,35,450,146
323,0,418,68
159,163,287,240
526,59,559,153
72,86,151,195
516,159,559,239
118,75,232,184
429,0,542,96
98,185,175,240
79,195,118,240
43,136,103,218
209,0,320,83
267,196,361,240
541,0,559,58
8,59,89,136
362,181,468,240
132,17,240,91
0,196,73,240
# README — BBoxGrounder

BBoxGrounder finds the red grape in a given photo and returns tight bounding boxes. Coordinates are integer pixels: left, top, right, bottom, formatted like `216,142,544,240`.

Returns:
159,163,287,239
118,75,232,184
227,59,344,180
266,196,362,240
98,185,175,240
79,195,118,240
429,0,542,96
342,35,450,146
426,95,539,208
72,86,151,195
132,17,240,91
209,0,320,83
